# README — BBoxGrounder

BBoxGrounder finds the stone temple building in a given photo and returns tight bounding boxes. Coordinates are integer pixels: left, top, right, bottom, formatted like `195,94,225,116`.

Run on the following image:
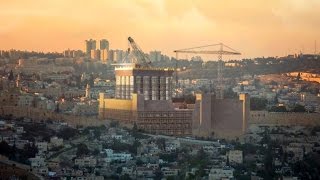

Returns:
99,63,250,139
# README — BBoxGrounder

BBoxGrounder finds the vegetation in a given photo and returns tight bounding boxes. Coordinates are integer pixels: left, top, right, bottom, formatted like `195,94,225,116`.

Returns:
103,139,140,155
269,106,287,112
57,127,79,140
293,152,320,179
0,141,38,164
76,143,90,157
291,104,306,112
250,97,268,110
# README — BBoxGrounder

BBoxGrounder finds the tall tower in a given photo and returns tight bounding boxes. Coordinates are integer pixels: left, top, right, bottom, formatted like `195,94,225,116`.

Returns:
16,73,21,88
100,39,109,51
239,93,250,133
85,84,91,99
85,39,96,55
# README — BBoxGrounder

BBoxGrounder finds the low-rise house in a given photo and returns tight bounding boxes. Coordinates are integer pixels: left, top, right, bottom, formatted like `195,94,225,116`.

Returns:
161,167,179,177
185,168,198,179
14,139,30,149
34,167,48,176
104,149,132,163
111,134,123,141
227,150,243,164
74,156,97,167
47,160,60,169
136,167,155,178
50,136,64,148
146,163,159,170
36,142,48,154
165,140,180,152
203,145,218,155
286,147,304,162
122,167,135,176
29,156,46,168
289,142,314,154
14,126,25,134
208,166,234,180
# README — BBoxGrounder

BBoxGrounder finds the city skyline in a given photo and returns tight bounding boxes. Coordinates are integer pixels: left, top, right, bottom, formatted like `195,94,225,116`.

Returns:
0,0,320,59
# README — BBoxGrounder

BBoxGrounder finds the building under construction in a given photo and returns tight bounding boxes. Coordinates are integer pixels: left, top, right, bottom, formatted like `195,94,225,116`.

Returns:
99,37,250,138
99,63,193,135
114,63,173,100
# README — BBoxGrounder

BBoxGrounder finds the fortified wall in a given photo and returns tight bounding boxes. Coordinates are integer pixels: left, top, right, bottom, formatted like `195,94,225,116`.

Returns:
0,106,104,127
249,111,320,126
99,93,193,136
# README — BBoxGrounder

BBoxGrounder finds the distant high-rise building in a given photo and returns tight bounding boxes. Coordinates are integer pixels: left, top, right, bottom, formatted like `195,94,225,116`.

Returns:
90,49,100,60
64,49,83,58
114,50,125,62
108,50,114,61
85,39,96,55
149,51,162,62
100,49,108,62
100,39,109,51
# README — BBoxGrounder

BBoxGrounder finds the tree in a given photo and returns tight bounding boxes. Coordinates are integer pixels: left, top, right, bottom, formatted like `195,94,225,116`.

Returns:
110,121,119,128
292,104,306,112
120,174,132,180
76,143,90,157
57,127,78,140
130,140,141,155
116,166,123,174
269,80,278,86
269,106,287,112
0,141,15,158
8,70,14,81
21,143,38,164
250,97,268,110
93,129,101,139
155,138,166,150
224,87,237,99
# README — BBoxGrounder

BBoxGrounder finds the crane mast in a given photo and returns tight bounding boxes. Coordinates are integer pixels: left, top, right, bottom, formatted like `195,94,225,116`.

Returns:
128,37,151,68
174,43,241,99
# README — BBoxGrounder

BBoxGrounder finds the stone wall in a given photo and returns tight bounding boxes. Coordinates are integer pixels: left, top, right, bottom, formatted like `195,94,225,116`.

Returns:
0,106,104,127
249,111,320,126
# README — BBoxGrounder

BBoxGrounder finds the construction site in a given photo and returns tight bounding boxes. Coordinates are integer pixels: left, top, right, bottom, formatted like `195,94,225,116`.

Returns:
99,37,250,139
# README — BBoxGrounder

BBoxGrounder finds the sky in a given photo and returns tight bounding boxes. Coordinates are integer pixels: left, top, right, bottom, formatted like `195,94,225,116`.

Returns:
0,0,320,59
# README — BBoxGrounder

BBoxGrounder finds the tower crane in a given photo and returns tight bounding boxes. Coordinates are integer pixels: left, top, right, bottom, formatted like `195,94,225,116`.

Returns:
127,37,151,68
174,43,241,99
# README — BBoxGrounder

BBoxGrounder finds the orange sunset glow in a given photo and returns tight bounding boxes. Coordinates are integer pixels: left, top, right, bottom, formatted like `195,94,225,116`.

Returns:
0,0,320,58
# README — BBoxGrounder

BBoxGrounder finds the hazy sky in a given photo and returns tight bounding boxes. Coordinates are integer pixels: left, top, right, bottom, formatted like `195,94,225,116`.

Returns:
0,0,320,59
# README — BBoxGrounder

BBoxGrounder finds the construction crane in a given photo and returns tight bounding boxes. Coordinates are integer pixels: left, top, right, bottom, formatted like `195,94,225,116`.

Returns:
127,37,151,68
174,43,241,99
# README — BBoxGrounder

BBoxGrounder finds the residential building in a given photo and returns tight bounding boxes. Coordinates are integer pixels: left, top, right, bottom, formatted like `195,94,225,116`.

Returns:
36,142,48,154
104,149,132,163
74,157,97,167
29,156,46,168
228,150,243,164
85,39,96,55
50,136,63,147
100,39,109,51
208,167,234,180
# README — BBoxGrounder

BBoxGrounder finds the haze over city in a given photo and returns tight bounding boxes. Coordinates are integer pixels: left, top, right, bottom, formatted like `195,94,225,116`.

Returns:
1,0,320,58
